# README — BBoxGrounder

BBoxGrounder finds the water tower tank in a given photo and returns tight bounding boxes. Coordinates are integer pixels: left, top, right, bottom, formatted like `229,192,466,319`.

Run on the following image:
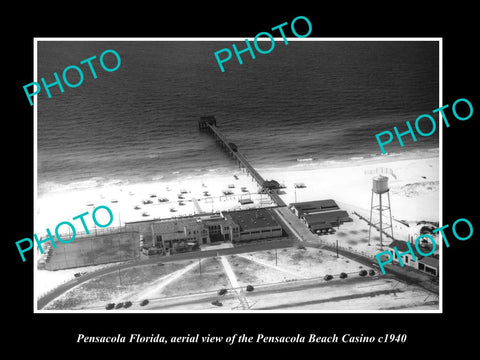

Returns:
372,175,389,194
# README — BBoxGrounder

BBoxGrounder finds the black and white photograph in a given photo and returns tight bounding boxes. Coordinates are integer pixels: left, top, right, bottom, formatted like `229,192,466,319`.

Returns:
5,6,478,354
33,39,441,312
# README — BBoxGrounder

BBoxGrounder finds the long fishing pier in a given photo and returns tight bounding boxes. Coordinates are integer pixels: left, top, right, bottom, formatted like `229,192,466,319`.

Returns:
199,116,325,244
199,116,286,207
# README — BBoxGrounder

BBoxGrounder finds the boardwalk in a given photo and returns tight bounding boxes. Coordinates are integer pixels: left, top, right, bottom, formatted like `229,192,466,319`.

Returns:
205,123,266,186
199,116,330,244
191,197,204,214
220,256,251,309
200,117,286,207
198,117,440,294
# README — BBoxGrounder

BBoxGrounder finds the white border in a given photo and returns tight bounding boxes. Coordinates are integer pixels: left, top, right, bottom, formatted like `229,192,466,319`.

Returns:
33,37,443,314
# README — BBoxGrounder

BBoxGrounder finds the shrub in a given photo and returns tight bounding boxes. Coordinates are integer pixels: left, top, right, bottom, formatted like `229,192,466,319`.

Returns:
368,269,376,276
105,303,115,310
340,272,348,279
324,274,333,281
359,270,368,277
140,299,149,306
246,285,254,292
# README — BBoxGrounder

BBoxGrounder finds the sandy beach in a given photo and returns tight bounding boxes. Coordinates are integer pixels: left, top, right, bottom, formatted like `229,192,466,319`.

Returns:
264,153,439,222
35,152,439,236
35,152,439,299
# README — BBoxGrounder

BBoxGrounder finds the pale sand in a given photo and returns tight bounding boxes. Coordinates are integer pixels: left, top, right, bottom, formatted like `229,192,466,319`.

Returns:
36,153,439,234
35,170,270,236
261,154,439,222
35,153,439,294
51,250,435,311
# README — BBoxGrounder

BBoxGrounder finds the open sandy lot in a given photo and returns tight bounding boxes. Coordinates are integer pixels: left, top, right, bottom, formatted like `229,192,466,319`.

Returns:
43,244,437,311
37,153,439,311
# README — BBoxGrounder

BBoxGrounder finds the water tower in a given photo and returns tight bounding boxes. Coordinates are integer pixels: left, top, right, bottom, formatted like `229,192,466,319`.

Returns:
368,175,393,249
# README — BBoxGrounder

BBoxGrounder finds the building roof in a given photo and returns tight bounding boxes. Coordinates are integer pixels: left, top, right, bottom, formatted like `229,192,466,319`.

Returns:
303,210,350,225
239,198,254,205
291,199,339,213
200,115,216,123
418,255,439,268
310,223,332,231
224,208,281,231
262,180,281,189
152,218,204,234
388,240,426,260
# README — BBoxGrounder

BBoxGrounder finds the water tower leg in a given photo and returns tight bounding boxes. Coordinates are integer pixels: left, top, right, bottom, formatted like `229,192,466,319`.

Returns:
379,193,383,249
387,191,394,238
368,190,373,246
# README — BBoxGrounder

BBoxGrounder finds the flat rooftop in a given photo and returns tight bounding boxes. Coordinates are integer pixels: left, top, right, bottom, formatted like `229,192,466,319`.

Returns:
153,219,203,234
225,208,281,231
389,240,426,260
418,255,439,267
303,210,350,224
291,199,339,212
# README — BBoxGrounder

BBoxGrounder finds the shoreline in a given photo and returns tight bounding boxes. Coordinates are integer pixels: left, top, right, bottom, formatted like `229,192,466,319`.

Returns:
35,151,440,235
37,147,439,196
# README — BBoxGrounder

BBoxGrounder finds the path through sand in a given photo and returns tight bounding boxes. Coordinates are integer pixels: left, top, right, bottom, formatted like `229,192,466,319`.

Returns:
125,260,200,302
220,256,251,309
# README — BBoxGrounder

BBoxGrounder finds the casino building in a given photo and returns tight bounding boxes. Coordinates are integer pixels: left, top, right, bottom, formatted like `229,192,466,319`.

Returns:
124,208,283,255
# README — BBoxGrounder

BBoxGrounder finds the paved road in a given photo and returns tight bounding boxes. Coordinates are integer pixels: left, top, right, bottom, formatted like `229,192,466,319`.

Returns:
272,207,321,243
38,222,438,309
304,240,439,294
137,272,436,311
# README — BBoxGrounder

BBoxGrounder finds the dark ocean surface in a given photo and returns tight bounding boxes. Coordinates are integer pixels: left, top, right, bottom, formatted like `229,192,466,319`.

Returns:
37,40,439,195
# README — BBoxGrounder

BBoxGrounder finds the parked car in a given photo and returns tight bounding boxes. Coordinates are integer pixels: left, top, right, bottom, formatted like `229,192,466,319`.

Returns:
218,288,228,296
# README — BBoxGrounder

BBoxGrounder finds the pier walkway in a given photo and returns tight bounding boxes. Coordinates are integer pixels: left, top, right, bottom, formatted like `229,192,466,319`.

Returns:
199,116,286,207
199,116,321,244
198,117,439,293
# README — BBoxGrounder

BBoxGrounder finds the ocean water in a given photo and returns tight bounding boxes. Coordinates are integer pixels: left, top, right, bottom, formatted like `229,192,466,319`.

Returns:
37,40,439,195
